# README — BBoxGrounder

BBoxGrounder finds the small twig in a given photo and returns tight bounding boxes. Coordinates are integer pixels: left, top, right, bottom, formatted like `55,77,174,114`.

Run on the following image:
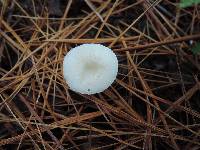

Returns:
45,36,139,43
114,34,200,51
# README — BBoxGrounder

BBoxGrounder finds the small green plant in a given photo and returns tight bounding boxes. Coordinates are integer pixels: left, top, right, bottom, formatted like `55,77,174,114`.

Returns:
191,43,200,54
180,0,200,8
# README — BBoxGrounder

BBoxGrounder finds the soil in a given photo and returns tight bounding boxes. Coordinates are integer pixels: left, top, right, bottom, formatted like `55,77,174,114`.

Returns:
0,0,200,150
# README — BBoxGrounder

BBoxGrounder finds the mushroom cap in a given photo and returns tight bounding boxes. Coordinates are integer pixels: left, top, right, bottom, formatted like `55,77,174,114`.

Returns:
63,44,118,94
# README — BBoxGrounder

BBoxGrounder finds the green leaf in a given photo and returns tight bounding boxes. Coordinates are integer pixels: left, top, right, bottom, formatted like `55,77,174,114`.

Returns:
180,0,200,8
191,42,200,54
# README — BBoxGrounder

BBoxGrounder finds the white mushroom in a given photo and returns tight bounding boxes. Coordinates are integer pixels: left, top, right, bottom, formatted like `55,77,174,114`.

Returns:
63,44,118,94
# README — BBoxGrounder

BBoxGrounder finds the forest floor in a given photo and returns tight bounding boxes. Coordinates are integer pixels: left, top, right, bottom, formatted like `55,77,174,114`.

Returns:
0,0,200,149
